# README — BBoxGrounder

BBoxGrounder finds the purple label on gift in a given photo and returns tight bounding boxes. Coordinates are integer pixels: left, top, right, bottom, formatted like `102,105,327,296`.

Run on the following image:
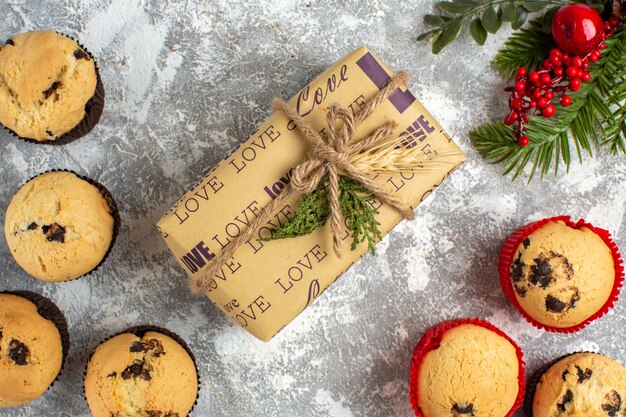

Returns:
356,52,416,114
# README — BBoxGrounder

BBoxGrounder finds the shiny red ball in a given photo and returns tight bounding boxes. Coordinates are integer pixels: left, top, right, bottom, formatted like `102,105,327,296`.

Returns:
517,135,530,147
552,4,604,55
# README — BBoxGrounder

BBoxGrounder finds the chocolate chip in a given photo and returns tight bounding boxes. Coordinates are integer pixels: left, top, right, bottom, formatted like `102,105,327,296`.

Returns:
5,39,14,46
530,258,553,289
146,412,179,417
546,295,567,312
603,391,622,417
511,257,524,282
107,371,117,378
129,339,165,357
522,238,530,248
576,366,592,383
42,223,65,243
121,360,152,381
130,341,145,353
43,81,63,99
0,328,3,340
8,339,29,365
452,402,474,416
73,49,90,60
557,389,574,413
27,222,38,230
46,130,55,137
562,369,571,381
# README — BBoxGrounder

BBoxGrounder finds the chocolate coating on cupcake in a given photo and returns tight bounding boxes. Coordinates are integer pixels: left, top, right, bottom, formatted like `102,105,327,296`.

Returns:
85,331,198,417
4,171,115,282
417,324,520,417
0,294,63,407
0,30,97,141
533,353,626,417
509,221,615,328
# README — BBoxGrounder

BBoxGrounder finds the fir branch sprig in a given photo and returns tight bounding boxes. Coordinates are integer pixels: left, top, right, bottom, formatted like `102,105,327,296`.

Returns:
418,0,568,54
265,176,382,253
471,24,626,180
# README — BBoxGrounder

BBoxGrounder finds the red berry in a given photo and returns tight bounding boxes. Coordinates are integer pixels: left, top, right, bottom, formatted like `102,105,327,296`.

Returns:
581,72,591,82
537,97,548,108
511,98,524,110
529,100,537,108
517,67,527,77
589,51,600,62
609,16,619,27
550,48,563,58
569,78,581,90
518,135,530,147
571,56,583,68
552,4,604,55
543,59,554,70
599,42,606,49
604,22,612,32
581,62,589,70
514,81,526,92
540,74,552,85
542,104,556,117
529,72,540,82
566,66,579,78
549,55,562,66
560,94,572,107
554,67,564,77
533,89,543,99
504,112,519,125
545,91,554,100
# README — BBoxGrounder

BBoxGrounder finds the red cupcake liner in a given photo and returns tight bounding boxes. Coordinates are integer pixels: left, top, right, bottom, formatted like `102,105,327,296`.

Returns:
409,318,526,417
498,215,624,333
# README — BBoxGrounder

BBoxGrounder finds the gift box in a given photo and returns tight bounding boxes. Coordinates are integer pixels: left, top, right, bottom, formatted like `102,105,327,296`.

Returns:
157,47,466,341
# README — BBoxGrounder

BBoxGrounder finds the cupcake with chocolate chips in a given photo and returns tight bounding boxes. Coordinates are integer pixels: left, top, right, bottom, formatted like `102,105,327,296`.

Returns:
528,352,626,417
409,319,525,417
0,292,69,407
0,30,104,143
4,171,117,282
85,328,198,417
499,216,623,332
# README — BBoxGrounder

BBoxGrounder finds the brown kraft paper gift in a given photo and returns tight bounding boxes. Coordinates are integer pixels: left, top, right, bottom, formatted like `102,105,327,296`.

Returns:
157,47,467,341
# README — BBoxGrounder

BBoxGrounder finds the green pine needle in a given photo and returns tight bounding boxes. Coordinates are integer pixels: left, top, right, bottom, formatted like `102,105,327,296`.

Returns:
265,186,329,240
265,176,382,253
492,18,554,78
338,177,382,253
471,24,626,181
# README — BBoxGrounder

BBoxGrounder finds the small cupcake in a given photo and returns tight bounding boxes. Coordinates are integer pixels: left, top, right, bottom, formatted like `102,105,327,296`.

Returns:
529,352,626,417
4,171,117,282
85,327,198,417
499,216,624,332
0,30,104,143
0,292,68,407
409,319,525,417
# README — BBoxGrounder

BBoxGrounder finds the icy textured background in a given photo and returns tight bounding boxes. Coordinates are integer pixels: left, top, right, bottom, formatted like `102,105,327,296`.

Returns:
0,1,624,416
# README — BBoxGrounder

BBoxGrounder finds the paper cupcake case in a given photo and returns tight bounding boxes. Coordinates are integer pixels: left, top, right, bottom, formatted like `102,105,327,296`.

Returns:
409,318,526,417
498,215,625,333
1,32,105,145
83,325,201,416
0,290,70,390
12,169,121,282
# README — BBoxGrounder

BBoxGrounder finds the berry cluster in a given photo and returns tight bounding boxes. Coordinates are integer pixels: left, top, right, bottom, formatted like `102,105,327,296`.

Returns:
504,16,621,147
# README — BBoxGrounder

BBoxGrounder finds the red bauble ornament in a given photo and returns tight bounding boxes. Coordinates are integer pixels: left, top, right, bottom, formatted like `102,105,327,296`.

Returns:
552,4,604,55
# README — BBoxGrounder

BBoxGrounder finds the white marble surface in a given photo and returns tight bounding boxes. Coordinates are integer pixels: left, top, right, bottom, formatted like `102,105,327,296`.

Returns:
0,1,624,416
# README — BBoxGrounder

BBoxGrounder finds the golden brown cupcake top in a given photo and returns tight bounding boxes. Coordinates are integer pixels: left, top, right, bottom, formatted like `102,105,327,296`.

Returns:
0,294,63,408
85,331,198,417
533,353,626,417
417,324,520,417
0,30,97,141
509,221,615,328
4,171,115,282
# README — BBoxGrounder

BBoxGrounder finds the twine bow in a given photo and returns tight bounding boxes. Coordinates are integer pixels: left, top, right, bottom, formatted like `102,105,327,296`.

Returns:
193,71,414,292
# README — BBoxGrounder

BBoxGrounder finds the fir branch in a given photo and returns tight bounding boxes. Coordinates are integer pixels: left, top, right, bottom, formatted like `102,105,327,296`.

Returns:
471,26,626,180
265,176,382,253
492,18,555,78
265,187,329,240
418,0,568,54
339,177,382,253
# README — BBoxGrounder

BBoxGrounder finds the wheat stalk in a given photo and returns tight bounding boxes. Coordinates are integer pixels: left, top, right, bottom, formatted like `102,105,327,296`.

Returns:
349,131,461,174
